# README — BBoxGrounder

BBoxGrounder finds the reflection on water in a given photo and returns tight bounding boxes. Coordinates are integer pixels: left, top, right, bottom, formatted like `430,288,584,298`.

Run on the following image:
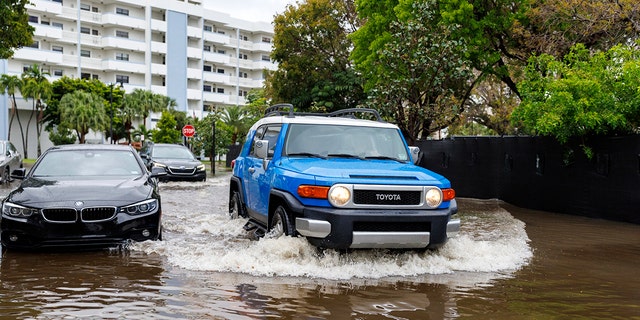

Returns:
1,173,638,319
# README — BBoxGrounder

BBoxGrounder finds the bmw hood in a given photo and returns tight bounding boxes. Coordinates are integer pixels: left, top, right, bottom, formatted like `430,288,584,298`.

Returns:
280,158,450,187
6,176,155,207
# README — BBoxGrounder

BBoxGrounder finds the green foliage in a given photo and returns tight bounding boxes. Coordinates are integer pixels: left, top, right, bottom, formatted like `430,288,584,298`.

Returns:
0,0,34,59
59,90,106,144
266,0,365,111
151,111,181,144
47,125,76,145
189,113,232,160
512,43,640,155
355,0,475,143
219,106,251,144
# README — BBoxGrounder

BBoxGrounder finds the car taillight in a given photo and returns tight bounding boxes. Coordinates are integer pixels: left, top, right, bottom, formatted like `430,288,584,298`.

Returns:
297,185,329,199
231,159,236,169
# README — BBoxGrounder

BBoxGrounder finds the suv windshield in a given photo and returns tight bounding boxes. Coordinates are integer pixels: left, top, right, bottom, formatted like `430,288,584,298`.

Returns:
152,145,195,160
284,124,409,161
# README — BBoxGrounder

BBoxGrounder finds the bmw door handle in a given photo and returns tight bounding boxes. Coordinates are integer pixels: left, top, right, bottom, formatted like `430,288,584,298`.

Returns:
248,167,255,173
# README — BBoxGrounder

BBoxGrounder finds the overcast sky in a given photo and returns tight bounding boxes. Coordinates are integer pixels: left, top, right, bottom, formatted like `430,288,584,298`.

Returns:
203,0,297,23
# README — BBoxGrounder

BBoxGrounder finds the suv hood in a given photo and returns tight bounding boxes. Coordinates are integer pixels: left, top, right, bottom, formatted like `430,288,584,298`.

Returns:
280,158,449,186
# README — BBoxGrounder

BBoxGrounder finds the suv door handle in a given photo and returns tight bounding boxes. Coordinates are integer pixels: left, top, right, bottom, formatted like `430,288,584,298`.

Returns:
248,167,255,173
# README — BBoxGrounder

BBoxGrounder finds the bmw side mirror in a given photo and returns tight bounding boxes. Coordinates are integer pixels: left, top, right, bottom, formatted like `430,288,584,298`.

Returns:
11,168,26,180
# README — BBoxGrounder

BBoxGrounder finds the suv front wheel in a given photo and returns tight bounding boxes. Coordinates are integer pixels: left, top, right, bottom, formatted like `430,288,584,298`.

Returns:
267,205,295,238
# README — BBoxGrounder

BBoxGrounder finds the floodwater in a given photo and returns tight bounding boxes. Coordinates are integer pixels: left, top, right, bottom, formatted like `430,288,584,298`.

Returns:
0,171,638,319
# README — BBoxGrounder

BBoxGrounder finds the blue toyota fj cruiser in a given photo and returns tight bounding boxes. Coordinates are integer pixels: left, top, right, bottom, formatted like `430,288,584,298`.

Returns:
229,104,459,249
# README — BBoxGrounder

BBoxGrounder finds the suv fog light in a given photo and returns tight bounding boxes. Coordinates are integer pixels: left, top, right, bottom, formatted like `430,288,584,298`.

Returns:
142,229,150,237
9,235,18,242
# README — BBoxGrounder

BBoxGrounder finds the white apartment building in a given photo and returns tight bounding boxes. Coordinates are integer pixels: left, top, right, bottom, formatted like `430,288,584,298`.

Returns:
0,0,276,157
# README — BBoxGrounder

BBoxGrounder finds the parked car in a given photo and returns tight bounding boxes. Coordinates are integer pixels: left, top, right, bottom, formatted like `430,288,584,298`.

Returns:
139,143,206,181
229,104,459,250
0,140,23,184
0,144,164,250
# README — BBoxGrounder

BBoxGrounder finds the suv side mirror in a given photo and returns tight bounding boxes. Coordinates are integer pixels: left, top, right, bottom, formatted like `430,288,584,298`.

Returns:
255,140,269,159
11,168,26,180
409,146,421,165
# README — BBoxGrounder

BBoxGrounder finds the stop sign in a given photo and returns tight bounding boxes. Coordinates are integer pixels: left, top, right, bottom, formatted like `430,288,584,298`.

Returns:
182,124,195,137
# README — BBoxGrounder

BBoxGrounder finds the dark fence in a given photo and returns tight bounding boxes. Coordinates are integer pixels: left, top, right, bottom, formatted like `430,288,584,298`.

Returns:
417,136,640,224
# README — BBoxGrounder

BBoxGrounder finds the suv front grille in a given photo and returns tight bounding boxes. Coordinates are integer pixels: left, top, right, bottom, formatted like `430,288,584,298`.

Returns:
42,208,77,223
353,190,421,205
168,166,196,175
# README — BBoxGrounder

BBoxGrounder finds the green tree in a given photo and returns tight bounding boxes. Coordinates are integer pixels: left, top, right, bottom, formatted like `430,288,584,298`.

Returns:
0,74,26,149
47,125,76,145
512,43,640,156
59,91,106,144
152,110,181,144
21,64,52,157
266,0,365,111
0,0,34,59
220,106,250,144
190,112,231,163
355,0,475,143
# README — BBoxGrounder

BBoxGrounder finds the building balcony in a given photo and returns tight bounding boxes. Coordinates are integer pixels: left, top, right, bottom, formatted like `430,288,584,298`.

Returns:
27,0,63,15
203,51,229,64
13,48,63,64
101,13,146,30
187,47,202,60
150,63,167,75
203,32,229,45
102,36,146,52
103,60,146,74
33,24,63,40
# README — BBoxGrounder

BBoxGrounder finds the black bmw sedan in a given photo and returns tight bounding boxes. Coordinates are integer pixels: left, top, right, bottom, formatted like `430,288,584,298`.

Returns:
0,144,164,250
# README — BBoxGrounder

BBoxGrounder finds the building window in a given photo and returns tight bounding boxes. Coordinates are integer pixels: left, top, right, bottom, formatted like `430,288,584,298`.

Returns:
92,29,99,36
116,75,129,84
81,72,91,79
203,45,211,52
91,6,98,13
203,85,212,92
22,65,31,72
217,49,225,55
239,90,248,97
116,53,129,61
28,41,39,49
262,37,271,43
203,25,212,32
41,20,50,25
92,74,99,80
53,69,63,76
80,49,91,57
203,65,212,72
116,30,129,38
239,35,248,41
28,15,38,23
216,88,224,94
238,53,248,60
80,3,90,11
217,68,224,74
52,45,63,53
80,27,90,34
261,55,270,62
116,7,129,16
52,22,63,29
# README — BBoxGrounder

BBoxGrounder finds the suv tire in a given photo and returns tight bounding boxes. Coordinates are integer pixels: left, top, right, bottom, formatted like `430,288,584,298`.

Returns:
268,205,295,238
229,191,241,219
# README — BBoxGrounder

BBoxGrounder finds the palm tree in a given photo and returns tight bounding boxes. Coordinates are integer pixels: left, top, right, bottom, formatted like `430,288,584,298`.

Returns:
21,64,52,157
121,89,176,143
220,105,248,144
0,74,26,152
59,91,106,144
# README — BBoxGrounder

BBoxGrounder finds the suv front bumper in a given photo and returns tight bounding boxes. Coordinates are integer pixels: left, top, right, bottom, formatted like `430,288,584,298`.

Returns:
295,200,458,250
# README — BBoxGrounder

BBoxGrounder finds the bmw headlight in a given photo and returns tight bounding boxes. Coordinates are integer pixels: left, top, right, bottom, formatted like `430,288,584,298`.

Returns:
2,202,38,218
120,199,159,215
328,185,351,207
425,187,443,208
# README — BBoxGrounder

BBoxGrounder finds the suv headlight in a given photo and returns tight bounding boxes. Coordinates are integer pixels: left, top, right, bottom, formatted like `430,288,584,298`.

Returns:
2,202,38,218
425,187,443,208
152,162,166,168
119,199,159,215
197,164,205,171
328,185,351,207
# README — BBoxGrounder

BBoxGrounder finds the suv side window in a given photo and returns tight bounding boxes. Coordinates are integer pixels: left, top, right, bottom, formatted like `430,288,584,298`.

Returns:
249,125,282,159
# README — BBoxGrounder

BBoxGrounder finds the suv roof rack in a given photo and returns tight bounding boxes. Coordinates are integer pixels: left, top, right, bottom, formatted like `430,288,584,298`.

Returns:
264,103,383,122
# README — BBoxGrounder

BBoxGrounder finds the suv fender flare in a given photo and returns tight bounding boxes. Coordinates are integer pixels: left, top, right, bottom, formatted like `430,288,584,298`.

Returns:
229,176,246,207
268,189,305,230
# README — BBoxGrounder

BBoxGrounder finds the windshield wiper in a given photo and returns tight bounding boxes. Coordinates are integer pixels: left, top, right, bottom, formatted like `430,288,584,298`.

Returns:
287,152,327,159
327,153,364,160
363,155,405,163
